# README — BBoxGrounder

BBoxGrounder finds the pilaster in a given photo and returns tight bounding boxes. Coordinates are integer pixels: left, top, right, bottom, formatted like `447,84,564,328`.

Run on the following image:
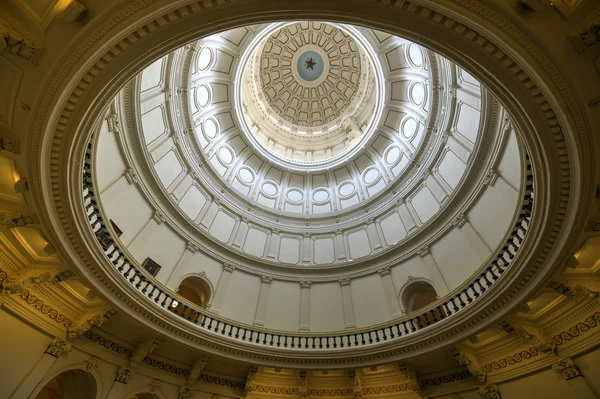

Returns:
416,245,449,295
210,263,235,313
379,267,403,317
339,278,356,329
254,275,273,326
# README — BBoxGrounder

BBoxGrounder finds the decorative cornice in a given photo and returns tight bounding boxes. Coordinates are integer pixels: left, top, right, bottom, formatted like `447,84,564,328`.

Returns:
551,311,600,345
482,347,540,373
19,289,72,327
419,370,472,387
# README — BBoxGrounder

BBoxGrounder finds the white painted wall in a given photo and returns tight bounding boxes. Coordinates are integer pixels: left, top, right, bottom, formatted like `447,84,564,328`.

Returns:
264,280,301,330
309,282,345,331
351,274,390,327
219,270,261,325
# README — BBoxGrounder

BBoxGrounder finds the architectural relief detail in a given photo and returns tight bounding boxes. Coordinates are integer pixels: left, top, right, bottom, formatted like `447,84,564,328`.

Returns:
105,114,120,133
18,290,73,326
377,266,390,276
499,320,556,355
188,355,210,384
339,278,351,287
124,168,139,185
45,338,72,358
86,356,99,371
568,7,600,54
0,134,20,154
1,268,72,295
416,245,430,258
397,363,422,395
223,262,236,273
186,242,199,253
0,15,43,63
244,366,259,396
299,370,308,398
178,386,193,399
420,370,472,387
548,280,598,300
68,307,115,338
552,357,583,380
348,369,363,399
300,280,312,288
484,169,499,186
257,22,363,127
150,379,161,393
261,275,273,284
130,337,162,366
0,211,39,229
479,384,502,399
152,210,166,224
453,214,468,228
450,346,487,382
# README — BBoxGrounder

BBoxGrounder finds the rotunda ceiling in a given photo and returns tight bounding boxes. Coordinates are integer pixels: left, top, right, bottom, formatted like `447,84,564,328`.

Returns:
93,22,520,279
240,22,378,166
256,22,363,127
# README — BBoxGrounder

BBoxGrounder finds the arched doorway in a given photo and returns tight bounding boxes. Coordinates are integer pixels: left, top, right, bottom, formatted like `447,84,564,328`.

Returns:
170,275,212,321
177,276,211,308
401,280,442,329
402,280,438,313
34,369,97,399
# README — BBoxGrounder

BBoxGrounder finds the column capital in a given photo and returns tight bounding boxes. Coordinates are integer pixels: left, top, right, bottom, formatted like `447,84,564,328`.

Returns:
124,168,139,185
416,244,430,257
261,275,273,284
339,277,351,287
152,210,166,224
178,386,193,399
186,242,199,253
115,367,133,384
479,384,502,399
452,213,468,228
552,357,583,380
106,114,120,132
223,262,236,273
45,338,72,358
378,266,391,276
484,169,499,186
300,280,312,288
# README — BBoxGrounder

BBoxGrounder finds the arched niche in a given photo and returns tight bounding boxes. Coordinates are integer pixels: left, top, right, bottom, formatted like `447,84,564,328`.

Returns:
400,279,439,313
176,275,212,308
33,368,98,399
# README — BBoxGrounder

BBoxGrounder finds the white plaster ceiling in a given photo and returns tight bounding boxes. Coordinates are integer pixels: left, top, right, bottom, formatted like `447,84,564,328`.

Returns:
96,22,520,273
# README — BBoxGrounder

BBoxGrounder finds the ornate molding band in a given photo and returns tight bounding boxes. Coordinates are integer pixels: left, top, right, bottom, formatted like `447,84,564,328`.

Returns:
19,289,72,327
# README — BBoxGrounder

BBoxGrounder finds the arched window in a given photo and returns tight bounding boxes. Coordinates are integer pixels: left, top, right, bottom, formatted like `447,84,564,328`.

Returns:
35,369,97,399
402,280,438,313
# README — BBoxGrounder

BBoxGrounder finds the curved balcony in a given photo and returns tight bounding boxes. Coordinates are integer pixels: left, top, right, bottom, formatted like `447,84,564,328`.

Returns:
83,137,534,352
